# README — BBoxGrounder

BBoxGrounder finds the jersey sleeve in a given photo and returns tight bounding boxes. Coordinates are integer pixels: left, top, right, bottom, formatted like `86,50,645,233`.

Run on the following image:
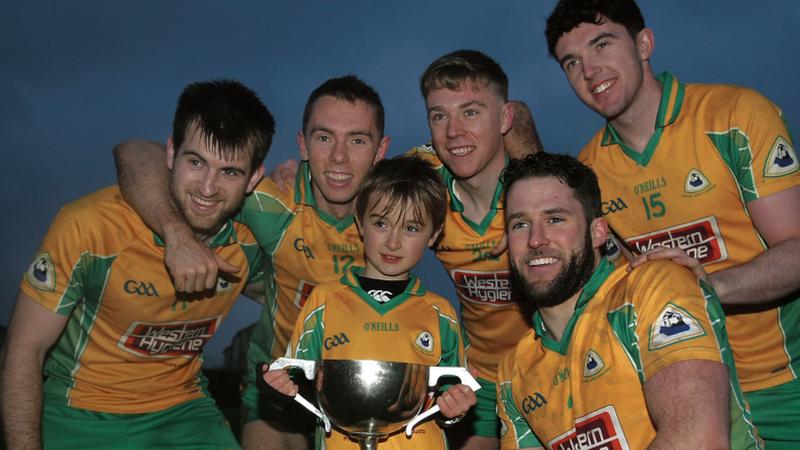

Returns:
288,290,326,361
237,178,295,255
628,260,726,379
727,89,798,200
496,353,542,450
435,302,465,368
21,203,93,316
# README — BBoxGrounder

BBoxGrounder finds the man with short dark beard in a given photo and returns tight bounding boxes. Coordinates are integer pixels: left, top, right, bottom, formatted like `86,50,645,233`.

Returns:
495,152,761,449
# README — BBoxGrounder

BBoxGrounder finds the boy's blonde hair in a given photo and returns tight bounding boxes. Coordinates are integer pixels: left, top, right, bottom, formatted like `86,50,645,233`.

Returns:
355,155,447,236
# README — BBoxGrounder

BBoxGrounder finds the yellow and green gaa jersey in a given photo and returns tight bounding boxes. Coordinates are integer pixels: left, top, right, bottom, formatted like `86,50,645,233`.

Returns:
289,268,465,450
497,258,762,450
409,145,529,382
241,162,363,381
21,186,263,414
579,72,800,392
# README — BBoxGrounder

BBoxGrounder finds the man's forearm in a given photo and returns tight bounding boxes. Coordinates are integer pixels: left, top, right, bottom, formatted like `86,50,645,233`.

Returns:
711,237,800,304
113,139,189,237
1,349,45,449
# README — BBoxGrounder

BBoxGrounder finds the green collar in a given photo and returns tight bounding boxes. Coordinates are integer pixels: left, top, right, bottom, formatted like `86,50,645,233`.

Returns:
601,71,685,167
438,155,506,234
152,220,239,248
532,257,614,354
295,160,355,232
341,266,427,315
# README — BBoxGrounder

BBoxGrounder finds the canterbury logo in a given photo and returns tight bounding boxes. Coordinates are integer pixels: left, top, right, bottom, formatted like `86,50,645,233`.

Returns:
601,198,627,215
323,333,350,350
124,280,159,297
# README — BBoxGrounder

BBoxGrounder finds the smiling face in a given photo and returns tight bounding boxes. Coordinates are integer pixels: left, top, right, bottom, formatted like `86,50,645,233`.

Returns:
299,96,389,219
167,122,263,241
506,176,606,309
425,79,511,181
554,17,653,121
357,195,440,281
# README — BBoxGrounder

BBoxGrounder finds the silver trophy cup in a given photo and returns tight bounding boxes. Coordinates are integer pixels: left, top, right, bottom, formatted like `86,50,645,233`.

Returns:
269,358,480,450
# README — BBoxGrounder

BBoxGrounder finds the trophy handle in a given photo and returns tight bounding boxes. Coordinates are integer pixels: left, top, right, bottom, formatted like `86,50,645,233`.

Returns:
404,366,481,436
268,358,332,433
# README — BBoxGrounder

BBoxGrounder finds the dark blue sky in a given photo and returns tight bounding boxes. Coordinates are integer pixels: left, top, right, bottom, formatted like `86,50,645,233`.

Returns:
2,1,798,366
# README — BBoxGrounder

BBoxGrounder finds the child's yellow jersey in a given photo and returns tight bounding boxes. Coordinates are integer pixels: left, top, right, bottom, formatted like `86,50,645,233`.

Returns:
409,145,530,383
289,268,465,450
579,72,800,392
241,162,363,388
496,258,761,450
21,186,263,414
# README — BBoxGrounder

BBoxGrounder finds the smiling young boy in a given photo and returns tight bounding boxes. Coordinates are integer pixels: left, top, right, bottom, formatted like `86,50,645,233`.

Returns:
260,155,476,450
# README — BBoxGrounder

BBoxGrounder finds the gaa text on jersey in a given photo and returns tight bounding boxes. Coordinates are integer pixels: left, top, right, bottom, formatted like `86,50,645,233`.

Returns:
601,198,627,215
294,238,315,259
324,333,350,350
124,280,159,297
521,392,548,414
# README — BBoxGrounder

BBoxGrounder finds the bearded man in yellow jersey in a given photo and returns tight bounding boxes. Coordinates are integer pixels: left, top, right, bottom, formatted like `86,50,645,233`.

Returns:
111,76,389,449
543,0,800,446
1,80,275,449
497,152,760,450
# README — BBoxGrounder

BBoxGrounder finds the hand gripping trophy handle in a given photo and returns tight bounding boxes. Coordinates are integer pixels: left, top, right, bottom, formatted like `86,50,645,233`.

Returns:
268,357,332,433
404,366,481,436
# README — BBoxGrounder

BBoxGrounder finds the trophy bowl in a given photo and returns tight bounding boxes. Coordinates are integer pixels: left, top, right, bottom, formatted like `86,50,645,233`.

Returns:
316,359,428,438
269,358,480,450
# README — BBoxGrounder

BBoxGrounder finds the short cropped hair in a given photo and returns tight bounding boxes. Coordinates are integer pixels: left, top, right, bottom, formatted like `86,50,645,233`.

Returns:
302,75,385,138
420,50,509,101
172,79,275,173
355,155,447,236
503,152,602,224
545,0,646,59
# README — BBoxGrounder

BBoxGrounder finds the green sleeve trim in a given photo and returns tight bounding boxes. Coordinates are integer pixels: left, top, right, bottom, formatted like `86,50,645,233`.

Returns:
707,128,758,202
295,304,325,361
498,381,542,448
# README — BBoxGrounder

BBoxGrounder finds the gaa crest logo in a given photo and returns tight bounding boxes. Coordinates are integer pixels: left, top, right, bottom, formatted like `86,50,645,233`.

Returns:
26,253,55,292
414,331,434,353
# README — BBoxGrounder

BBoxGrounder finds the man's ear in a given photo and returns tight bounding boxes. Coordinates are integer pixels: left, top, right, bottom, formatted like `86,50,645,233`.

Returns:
297,132,309,160
427,226,444,248
500,101,514,135
636,28,655,61
245,164,266,194
590,217,610,250
166,136,176,170
354,214,365,241
373,136,391,164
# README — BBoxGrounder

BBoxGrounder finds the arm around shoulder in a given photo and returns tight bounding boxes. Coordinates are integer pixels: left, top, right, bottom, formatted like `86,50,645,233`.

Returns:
1,292,69,449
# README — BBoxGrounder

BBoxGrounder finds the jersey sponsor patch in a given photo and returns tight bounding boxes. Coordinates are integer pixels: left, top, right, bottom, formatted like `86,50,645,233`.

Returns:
625,216,728,265
684,169,711,194
118,317,220,358
548,405,630,450
25,253,56,292
293,279,316,308
648,303,705,351
764,136,798,177
583,349,607,380
414,331,434,353
451,269,515,306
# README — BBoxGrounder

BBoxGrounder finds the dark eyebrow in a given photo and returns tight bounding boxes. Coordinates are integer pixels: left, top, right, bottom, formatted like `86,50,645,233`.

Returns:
558,31,617,67
181,150,206,163
310,125,373,139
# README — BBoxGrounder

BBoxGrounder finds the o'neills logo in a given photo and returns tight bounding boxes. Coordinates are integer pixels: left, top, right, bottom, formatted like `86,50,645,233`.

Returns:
625,216,728,265
118,317,220,358
548,406,630,450
451,269,515,306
